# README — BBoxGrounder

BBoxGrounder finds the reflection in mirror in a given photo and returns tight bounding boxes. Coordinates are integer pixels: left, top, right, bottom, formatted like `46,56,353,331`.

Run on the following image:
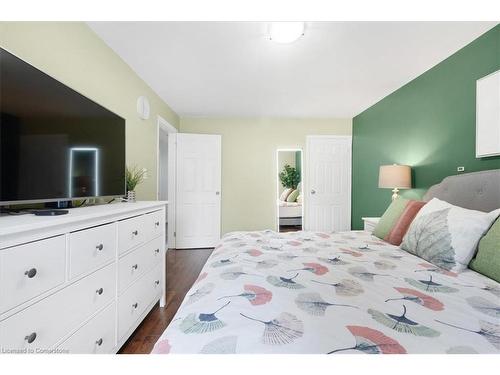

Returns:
277,149,303,232
69,147,99,198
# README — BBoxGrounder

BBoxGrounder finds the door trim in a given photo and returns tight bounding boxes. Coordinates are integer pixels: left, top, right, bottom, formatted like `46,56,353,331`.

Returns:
156,115,177,249
305,135,352,231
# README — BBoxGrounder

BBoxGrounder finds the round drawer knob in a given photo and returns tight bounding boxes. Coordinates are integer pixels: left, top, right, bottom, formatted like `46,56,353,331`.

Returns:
155,221,160,226
24,268,37,278
96,288,104,295
132,230,138,236
154,249,160,254
96,244,104,251
96,338,103,346
132,302,138,309
25,332,37,344
132,264,138,270
155,280,160,286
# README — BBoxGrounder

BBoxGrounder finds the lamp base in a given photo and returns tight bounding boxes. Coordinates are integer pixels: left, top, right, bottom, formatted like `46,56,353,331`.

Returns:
391,188,400,201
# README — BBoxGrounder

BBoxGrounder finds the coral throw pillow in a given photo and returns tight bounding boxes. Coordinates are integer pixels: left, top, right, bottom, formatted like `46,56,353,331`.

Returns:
373,198,426,246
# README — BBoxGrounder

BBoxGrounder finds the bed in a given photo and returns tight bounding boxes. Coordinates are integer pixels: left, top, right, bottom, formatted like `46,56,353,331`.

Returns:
152,170,500,354
278,200,302,227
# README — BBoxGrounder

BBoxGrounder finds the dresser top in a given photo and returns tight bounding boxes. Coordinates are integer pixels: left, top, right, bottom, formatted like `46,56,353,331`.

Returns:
0,201,167,238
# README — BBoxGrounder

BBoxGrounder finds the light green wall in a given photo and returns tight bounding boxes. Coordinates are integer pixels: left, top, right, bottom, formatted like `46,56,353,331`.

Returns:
0,22,180,200
180,117,352,234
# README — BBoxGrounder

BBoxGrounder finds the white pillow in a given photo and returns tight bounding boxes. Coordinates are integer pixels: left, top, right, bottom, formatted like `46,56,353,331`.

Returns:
400,198,500,272
279,188,292,202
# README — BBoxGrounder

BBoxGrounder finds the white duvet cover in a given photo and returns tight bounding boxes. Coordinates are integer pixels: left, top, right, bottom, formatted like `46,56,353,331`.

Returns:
152,230,500,354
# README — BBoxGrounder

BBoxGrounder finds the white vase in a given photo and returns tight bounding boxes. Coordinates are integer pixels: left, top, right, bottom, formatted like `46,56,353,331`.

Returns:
126,190,136,203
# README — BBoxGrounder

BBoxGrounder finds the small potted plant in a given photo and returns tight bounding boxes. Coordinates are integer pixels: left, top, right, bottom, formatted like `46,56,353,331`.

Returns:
125,165,147,202
279,164,301,190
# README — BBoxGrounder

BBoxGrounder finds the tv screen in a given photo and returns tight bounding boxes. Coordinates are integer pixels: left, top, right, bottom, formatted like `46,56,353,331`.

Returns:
0,48,126,205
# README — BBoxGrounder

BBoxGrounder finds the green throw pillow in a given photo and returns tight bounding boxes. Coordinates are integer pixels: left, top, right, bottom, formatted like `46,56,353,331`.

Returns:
469,217,500,283
286,189,300,202
373,198,409,239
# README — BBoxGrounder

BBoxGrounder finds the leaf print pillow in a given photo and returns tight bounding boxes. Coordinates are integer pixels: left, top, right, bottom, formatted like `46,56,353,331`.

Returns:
400,198,500,272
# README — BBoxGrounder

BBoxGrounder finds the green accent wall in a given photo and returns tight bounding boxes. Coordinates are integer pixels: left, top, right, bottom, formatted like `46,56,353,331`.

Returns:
352,25,500,230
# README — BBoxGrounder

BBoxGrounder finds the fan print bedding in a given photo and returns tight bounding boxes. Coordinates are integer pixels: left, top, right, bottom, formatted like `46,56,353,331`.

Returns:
152,230,500,354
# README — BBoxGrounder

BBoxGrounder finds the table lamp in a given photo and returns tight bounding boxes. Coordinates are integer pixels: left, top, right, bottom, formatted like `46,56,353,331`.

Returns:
378,164,412,200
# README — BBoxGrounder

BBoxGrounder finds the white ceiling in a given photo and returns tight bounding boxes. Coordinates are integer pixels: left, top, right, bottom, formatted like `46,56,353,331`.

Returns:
88,22,497,118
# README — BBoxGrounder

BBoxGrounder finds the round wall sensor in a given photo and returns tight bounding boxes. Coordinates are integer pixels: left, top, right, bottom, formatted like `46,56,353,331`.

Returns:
136,96,150,120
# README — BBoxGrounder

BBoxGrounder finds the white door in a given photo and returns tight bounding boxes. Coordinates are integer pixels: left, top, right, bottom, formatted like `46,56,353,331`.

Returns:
305,135,351,232
176,133,221,249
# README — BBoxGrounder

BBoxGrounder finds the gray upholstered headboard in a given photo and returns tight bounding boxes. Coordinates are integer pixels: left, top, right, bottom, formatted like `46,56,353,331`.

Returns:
423,169,500,212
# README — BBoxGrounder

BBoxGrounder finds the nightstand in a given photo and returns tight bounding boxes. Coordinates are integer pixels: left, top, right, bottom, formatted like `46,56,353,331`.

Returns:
362,217,380,233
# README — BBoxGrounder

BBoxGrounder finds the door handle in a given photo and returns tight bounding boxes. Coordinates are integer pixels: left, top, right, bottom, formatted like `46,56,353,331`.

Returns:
24,268,37,278
25,332,37,344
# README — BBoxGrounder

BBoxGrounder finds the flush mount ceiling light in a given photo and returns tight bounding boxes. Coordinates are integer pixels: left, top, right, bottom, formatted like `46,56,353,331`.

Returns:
269,22,305,43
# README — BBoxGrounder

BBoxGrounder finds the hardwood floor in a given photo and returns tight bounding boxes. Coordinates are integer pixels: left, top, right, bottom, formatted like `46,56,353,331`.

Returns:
279,225,302,232
118,248,213,354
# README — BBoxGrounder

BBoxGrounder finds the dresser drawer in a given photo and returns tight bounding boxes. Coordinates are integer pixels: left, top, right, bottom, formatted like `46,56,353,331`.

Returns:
69,223,116,279
143,210,165,240
0,236,66,314
117,215,145,255
0,262,115,351
118,264,162,340
58,302,116,354
118,236,163,293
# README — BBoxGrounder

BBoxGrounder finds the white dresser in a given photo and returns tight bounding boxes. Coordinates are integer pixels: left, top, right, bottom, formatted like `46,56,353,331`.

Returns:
0,201,167,354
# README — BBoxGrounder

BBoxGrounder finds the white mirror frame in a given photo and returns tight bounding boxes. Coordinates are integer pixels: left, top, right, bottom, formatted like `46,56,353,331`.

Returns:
276,148,304,232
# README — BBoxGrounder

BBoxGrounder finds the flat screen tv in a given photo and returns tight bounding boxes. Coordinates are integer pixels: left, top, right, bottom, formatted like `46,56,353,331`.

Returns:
0,48,126,205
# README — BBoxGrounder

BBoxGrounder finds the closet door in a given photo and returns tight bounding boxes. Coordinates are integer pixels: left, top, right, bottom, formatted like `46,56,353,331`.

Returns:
305,136,351,232
176,133,221,249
